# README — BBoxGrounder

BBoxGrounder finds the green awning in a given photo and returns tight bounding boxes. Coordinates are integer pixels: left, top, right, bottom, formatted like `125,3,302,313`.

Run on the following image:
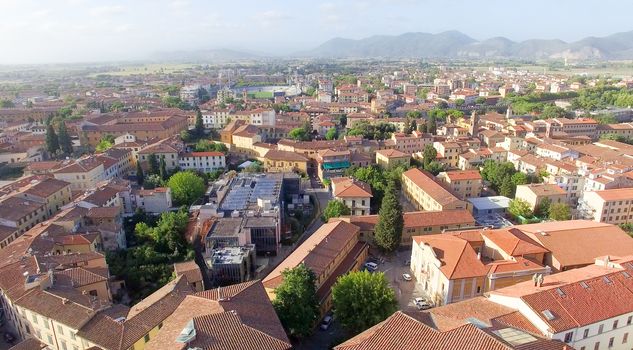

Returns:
322,161,351,170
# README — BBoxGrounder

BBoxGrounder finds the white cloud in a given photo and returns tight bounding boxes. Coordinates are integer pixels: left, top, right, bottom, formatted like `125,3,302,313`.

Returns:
89,5,125,17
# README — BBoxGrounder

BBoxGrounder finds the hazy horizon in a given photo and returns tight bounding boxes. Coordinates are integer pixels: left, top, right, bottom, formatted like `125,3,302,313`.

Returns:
1,0,632,65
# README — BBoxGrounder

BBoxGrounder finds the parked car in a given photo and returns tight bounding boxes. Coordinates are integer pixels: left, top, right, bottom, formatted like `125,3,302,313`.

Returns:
364,262,378,271
320,315,333,330
413,297,432,310
402,273,412,281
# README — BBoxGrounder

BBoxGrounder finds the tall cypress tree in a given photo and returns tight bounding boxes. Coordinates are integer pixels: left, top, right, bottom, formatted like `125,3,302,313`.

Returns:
148,154,159,175
373,180,404,253
57,121,73,155
159,156,167,180
195,109,204,136
45,124,59,155
136,161,144,186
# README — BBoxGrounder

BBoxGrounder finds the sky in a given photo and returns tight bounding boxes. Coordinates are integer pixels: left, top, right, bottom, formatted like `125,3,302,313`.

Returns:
0,0,632,64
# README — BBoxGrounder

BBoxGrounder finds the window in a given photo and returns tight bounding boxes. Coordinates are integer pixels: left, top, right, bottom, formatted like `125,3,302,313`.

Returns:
628,316,632,325
57,325,64,335
47,335,53,345
613,320,618,330
564,332,573,343
584,329,589,339
598,324,604,334
144,334,150,343
608,337,614,348
624,333,629,344
594,341,600,350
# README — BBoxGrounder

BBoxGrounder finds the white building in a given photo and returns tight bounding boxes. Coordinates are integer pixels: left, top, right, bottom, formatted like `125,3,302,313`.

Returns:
178,152,226,172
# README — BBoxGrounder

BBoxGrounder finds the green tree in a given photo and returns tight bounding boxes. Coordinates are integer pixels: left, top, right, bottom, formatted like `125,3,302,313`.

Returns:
272,264,320,339
422,144,437,168
45,124,60,155
109,101,124,112
549,203,571,221
406,110,422,119
410,119,417,134
159,156,167,180
332,270,398,334
136,161,144,186
454,98,465,106
325,128,338,140
511,172,529,186
195,140,228,153
57,121,73,155
243,160,263,173
194,109,204,136
322,200,351,221
148,154,160,175
167,171,205,206
144,174,163,189
180,130,191,142
0,99,15,108
535,197,551,218
418,122,428,133
424,161,444,176
499,177,516,197
374,181,403,252
95,135,114,153
509,198,533,218
427,114,437,134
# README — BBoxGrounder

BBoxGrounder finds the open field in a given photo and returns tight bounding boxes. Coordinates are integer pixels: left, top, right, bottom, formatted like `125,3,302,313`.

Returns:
88,63,197,77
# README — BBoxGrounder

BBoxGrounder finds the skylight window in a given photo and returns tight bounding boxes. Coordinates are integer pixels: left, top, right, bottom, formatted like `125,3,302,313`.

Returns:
542,310,556,321
555,288,566,297
580,281,589,289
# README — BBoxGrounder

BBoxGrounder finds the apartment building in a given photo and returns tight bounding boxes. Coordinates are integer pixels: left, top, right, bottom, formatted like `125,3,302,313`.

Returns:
133,187,173,214
402,168,468,211
263,220,369,315
81,115,189,146
515,183,567,211
262,149,309,174
411,229,549,306
436,169,482,200
317,149,351,181
488,255,633,350
544,117,598,139
331,177,373,216
580,188,633,225
178,151,226,172
200,108,231,129
375,148,410,168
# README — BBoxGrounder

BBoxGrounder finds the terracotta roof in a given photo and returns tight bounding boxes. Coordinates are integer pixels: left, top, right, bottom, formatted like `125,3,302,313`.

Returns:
180,151,224,157
402,168,464,207
593,187,633,201
481,228,549,257
413,234,490,280
173,260,203,285
55,267,108,287
335,311,512,350
345,210,475,232
263,221,359,289
441,170,482,181
146,281,290,350
87,206,121,219
8,338,47,350
263,149,309,162
376,148,409,158
516,183,566,196
22,178,70,197
331,177,373,198
518,220,633,269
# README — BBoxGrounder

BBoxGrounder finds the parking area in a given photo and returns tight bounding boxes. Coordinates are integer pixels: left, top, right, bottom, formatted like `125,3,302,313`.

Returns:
367,248,434,313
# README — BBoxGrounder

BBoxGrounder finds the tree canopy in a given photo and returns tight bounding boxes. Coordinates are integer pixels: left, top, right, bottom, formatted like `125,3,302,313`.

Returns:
374,181,403,252
347,121,396,140
57,121,73,155
167,171,205,206
272,264,320,339
45,124,59,155
549,203,571,221
332,270,398,334
508,198,533,218
194,139,228,153
95,135,114,153
322,200,351,221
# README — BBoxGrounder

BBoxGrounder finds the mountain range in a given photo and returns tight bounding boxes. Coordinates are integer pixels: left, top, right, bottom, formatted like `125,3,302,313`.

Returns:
300,30,633,60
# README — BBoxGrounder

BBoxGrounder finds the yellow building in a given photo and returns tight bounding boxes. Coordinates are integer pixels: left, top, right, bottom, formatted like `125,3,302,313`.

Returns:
262,149,309,174
402,168,468,212
375,148,410,168
436,170,483,200
515,183,567,211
